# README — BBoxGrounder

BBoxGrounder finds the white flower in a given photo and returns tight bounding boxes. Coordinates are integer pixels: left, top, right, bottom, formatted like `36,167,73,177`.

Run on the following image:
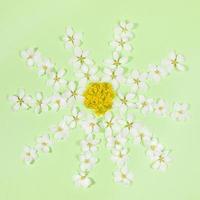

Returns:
63,107,83,129
47,69,67,90
73,172,92,188
22,146,37,165
131,124,152,145
81,115,99,135
104,51,128,69
110,36,132,52
152,150,171,171
114,167,133,185
76,65,98,86
123,114,137,134
171,103,189,121
51,121,69,140
64,81,84,104
80,153,97,171
127,70,148,91
21,48,41,67
137,95,154,114
163,51,186,73
63,27,82,49
114,20,134,39
111,148,128,165
37,58,54,76
71,47,93,69
154,99,168,116
103,67,124,89
101,112,121,137
148,65,166,82
50,93,66,111
9,89,32,111
36,134,53,153
32,92,49,113
81,135,100,153
146,138,164,160
115,92,135,113
106,134,127,150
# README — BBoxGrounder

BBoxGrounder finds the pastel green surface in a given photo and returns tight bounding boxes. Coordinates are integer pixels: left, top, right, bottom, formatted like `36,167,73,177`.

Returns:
0,0,200,199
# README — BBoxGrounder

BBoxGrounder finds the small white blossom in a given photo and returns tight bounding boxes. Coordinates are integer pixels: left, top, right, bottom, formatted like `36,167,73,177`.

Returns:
115,92,135,113
80,153,97,171
106,134,127,150
9,89,32,111
163,51,186,73
104,51,128,69
63,107,83,129
111,148,128,165
47,69,67,90
154,99,168,116
63,27,82,49
101,112,121,137
110,36,132,52
131,124,152,145
81,115,99,135
76,65,98,86
114,167,133,185
114,20,134,39
127,70,148,92
37,58,54,76
71,47,93,69
152,150,171,171
22,146,37,165
73,172,92,188
171,103,189,121
50,93,66,111
32,92,49,113
146,138,164,160
21,48,41,67
51,121,69,140
81,135,100,153
103,67,124,89
123,114,137,135
36,134,53,153
148,65,166,82
64,81,84,104
137,95,154,114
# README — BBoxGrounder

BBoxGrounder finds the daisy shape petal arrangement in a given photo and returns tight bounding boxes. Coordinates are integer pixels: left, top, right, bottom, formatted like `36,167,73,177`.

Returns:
9,20,189,188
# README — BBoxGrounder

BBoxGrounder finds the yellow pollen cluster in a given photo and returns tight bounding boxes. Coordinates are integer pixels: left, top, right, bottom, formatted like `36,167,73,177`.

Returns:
83,82,115,116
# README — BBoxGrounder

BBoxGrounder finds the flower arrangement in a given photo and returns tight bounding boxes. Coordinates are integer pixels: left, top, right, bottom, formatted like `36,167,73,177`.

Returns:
9,20,189,188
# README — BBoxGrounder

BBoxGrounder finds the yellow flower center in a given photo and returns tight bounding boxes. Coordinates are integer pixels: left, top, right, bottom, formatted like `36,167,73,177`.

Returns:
68,35,74,43
17,97,24,105
125,121,134,130
171,58,178,66
77,55,86,64
83,82,115,116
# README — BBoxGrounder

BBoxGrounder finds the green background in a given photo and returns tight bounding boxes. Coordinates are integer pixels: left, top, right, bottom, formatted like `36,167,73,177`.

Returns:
0,0,200,199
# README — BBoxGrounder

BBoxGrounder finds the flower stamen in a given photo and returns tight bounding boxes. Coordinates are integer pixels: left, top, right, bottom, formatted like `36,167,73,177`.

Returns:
83,82,115,115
